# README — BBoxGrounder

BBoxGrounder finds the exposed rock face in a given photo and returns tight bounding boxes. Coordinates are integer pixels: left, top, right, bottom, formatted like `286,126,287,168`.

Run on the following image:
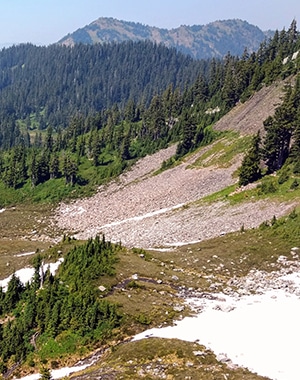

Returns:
213,80,288,135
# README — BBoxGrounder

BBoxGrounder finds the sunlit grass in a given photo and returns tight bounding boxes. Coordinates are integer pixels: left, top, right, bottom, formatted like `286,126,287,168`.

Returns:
189,131,251,169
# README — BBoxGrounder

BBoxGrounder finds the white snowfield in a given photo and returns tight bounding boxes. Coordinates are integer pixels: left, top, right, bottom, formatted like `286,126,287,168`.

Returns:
17,363,91,380
134,263,300,380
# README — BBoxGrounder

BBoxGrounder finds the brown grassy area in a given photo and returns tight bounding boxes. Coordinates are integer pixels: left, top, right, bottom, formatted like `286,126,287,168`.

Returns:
72,338,269,380
0,203,64,279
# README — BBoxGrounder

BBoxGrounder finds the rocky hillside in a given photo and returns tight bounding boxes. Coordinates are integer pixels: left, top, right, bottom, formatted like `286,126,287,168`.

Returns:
54,78,298,249
213,80,288,135
58,17,271,59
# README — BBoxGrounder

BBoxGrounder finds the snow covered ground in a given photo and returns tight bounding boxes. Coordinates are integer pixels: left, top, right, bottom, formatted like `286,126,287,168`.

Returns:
13,269,300,380
134,267,300,380
17,362,92,380
0,258,64,291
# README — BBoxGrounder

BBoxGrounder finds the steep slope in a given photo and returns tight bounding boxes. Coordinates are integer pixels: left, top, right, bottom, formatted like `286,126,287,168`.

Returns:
213,80,289,135
54,79,298,248
58,17,270,59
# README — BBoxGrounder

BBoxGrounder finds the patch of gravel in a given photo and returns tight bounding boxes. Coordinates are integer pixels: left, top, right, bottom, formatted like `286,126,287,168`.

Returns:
213,80,287,135
54,144,297,248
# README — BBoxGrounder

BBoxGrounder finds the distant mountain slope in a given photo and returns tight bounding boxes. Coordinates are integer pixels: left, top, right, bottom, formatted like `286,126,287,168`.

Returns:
58,18,271,59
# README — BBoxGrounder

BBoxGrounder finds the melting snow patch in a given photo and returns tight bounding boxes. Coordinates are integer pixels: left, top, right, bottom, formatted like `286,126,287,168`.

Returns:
99,203,185,229
165,239,202,247
133,270,300,380
17,362,92,380
15,251,36,257
0,258,64,292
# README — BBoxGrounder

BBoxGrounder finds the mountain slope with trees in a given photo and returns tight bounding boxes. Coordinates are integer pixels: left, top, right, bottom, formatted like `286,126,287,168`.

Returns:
0,20,300,380
58,17,272,59
0,41,205,131
0,20,299,205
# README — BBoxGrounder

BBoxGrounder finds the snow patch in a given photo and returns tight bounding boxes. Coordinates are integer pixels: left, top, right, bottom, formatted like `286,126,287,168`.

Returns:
15,251,36,257
17,362,91,380
0,258,64,291
133,269,300,380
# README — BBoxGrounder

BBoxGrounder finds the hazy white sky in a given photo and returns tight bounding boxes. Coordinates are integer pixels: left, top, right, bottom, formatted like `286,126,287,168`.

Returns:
0,0,299,45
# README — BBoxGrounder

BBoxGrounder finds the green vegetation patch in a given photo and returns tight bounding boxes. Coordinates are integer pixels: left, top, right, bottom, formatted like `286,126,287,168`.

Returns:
0,236,122,374
189,132,251,169
89,338,268,380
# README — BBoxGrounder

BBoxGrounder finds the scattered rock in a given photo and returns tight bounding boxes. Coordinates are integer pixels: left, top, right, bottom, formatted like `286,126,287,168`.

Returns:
173,305,185,312
54,141,297,248
193,350,205,356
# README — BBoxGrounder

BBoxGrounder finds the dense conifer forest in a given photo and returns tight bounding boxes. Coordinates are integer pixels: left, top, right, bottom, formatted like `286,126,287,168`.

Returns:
0,41,206,128
0,21,299,203
0,236,122,373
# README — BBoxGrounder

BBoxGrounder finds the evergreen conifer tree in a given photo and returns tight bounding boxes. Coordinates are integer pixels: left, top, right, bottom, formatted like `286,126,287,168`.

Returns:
239,132,262,186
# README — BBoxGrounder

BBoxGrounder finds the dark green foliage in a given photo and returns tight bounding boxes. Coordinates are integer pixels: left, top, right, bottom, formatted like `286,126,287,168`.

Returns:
60,235,119,287
0,42,205,130
176,111,197,157
290,179,299,189
3,273,24,312
262,75,300,173
62,154,78,186
40,367,52,380
277,167,290,184
258,178,278,194
293,159,300,175
0,237,122,368
238,132,262,186
262,88,294,172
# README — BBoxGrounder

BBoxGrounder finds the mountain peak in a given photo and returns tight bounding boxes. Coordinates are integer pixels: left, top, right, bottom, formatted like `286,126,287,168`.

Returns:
58,17,271,59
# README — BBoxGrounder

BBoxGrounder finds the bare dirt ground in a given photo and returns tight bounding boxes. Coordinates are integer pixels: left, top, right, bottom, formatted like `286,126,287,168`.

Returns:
54,143,296,249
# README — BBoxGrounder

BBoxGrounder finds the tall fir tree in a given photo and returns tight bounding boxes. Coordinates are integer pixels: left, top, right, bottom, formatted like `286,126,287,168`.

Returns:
239,132,262,186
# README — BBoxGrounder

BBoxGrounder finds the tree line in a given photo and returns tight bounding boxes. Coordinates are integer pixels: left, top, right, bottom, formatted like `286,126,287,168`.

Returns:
239,74,300,186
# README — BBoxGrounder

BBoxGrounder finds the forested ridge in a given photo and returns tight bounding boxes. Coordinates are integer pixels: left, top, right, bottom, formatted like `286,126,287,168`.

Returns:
0,41,206,128
0,21,299,204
